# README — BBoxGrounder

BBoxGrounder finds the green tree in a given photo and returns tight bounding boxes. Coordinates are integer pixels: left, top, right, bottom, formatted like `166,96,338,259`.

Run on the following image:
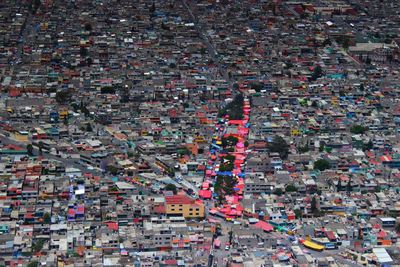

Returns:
285,184,297,192
27,262,39,267
109,186,119,192
32,239,45,253
250,82,263,92
43,212,51,223
298,144,309,153
342,37,350,50
363,140,373,151
101,87,116,94
218,94,244,120
55,90,72,104
222,136,238,148
269,136,289,159
314,159,331,171
337,179,342,192
31,0,41,14
214,175,237,197
149,2,156,13
311,196,317,213
80,47,88,57
294,209,302,219
106,165,119,175
177,147,191,156
38,141,44,156
319,143,325,152
396,223,400,233
350,125,368,134
81,106,90,117
86,123,93,132
26,144,34,156
219,161,234,172
63,116,69,125
273,188,283,196
84,22,92,32
346,178,352,192
310,65,323,81
223,176,237,195
164,183,177,194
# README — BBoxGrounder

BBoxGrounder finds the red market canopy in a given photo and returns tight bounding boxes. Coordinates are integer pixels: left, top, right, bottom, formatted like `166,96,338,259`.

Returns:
253,221,274,232
199,190,212,199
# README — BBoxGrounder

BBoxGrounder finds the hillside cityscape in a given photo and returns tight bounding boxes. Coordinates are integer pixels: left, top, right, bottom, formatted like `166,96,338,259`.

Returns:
0,0,400,266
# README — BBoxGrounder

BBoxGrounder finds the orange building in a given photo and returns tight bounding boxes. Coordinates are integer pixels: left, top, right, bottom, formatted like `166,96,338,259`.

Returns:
165,195,204,219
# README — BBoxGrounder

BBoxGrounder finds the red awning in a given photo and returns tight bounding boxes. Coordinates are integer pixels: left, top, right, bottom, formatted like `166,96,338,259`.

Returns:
253,221,274,232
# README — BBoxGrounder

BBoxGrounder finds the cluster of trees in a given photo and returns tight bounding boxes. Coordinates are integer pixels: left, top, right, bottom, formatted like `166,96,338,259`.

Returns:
221,135,238,148
26,142,46,157
268,135,289,159
336,178,353,192
214,175,237,201
273,184,298,196
32,239,46,253
309,65,323,81
164,184,177,194
218,94,244,120
285,184,297,192
314,159,331,171
310,195,324,217
297,143,309,153
71,100,90,117
350,124,368,134
27,262,39,267
26,144,34,156
55,90,73,104
249,82,264,92
106,165,119,175
273,188,283,196
28,0,41,14
84,22,92,32
336,36,351,50
177,147,191,156
219,155,235,172
80,47,88,57
100,86,116,94
362,140,374,151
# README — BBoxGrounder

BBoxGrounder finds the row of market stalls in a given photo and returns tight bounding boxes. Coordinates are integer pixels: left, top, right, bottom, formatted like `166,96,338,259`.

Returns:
199,98,251,220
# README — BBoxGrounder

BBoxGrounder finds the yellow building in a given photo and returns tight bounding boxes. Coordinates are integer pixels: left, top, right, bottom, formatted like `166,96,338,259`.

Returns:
291,128,300,136
59,110,69,120
12,131,29,142
194,135,206,143
165,195,205,218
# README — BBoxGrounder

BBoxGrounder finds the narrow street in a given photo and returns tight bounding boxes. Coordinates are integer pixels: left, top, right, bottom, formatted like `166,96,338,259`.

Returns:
181,0,232,87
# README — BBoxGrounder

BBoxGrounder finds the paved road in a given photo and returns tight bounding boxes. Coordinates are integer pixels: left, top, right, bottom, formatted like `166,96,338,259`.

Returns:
181,0,233,88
